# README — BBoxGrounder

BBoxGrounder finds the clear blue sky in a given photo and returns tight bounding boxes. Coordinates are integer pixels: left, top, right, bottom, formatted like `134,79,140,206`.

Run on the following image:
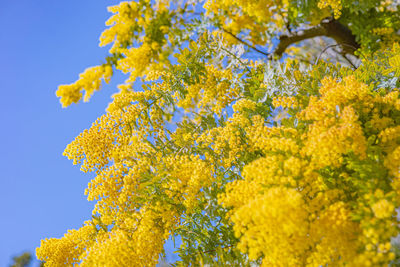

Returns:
0,0,147,265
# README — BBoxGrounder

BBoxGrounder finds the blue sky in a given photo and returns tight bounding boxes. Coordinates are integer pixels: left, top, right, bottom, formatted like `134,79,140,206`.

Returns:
0,0,137,265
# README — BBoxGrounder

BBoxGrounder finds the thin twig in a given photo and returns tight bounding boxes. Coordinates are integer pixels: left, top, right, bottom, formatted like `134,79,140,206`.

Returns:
222,29,270,57
219,46,252,72
315,43,359,65
343,54,357,69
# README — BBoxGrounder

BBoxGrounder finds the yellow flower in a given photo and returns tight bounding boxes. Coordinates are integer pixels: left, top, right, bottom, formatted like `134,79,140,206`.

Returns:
372,199,395,218
56,65,112,107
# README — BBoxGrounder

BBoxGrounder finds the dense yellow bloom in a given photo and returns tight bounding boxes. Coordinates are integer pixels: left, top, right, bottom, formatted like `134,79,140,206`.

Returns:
231,187,309,265
175,64,240,115
220,63,400,265
56,65,112,107
100,2,140,53
204,0,282,45
117,43,153,82
40,0,400,265
272,96,297,109
232,99,257,112
165,154,214,211
317,0,342,18
36,221,97,266
372,199,395,218
79,207,177,266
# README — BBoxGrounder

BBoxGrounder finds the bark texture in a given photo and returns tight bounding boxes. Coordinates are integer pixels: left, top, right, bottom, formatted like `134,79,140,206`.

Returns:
274,17,360,56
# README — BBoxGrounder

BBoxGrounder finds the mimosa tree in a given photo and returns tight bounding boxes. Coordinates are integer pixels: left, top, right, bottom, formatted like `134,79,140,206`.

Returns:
37,0,400,266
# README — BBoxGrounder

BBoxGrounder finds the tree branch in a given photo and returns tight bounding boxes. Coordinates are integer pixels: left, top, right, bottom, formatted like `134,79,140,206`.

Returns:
274,17,360,57
222,17,360,61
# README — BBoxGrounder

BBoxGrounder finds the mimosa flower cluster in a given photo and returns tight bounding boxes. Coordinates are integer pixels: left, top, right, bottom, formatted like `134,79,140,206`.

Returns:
219,45,400,265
